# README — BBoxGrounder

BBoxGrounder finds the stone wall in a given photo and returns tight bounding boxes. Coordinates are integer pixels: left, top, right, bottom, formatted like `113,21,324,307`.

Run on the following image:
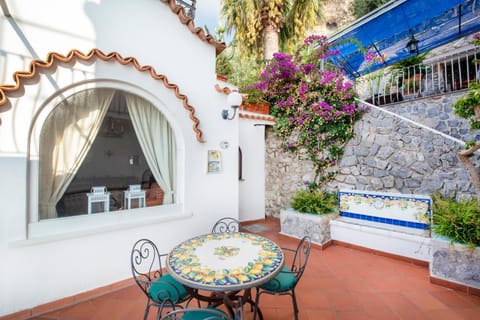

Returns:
265,92,480,216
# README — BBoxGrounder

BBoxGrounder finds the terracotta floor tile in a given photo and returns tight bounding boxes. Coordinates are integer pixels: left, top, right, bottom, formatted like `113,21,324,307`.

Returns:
404,291,449,311
304,309,336,320
340,276,377,293
452,307,480,320
16,218,480,320
325,291,361,311
380,292,431,319
336,309,371,320
425,309,469,320
353,291,396,318
429,290,479,308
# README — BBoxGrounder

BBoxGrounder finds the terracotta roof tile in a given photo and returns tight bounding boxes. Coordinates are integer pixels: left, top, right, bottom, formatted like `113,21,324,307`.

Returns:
214,84,234,95
161,0,226,56
0,48,206,142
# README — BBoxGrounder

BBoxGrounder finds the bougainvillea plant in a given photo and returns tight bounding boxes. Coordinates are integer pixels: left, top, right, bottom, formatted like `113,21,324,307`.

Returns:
451,32,480,197
248,35,368,191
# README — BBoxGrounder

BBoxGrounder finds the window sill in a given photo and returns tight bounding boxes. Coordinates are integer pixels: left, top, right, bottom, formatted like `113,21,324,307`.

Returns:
12,204,191,246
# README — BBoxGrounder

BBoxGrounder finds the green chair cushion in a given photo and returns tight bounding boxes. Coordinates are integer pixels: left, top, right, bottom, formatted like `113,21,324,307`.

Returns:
149,274,188,302
260,266,296,292
181,308,228,320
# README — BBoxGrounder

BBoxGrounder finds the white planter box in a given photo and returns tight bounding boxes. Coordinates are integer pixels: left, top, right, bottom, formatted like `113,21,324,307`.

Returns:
280,208,337,246
430,235,480,290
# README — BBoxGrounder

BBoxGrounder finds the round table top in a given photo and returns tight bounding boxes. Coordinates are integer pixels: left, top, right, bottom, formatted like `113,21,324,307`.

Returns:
166,232,285,291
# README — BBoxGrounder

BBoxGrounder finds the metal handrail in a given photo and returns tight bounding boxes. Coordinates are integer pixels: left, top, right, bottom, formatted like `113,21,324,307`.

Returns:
359,47,479,106
175,0,196,19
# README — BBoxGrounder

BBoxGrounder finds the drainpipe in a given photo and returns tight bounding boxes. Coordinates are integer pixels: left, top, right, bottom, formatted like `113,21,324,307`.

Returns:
0,0,61,238
0,1,61,93
0,0,11,17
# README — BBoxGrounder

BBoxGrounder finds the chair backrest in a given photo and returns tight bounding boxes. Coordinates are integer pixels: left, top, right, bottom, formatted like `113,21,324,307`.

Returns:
290,236,311,285
129,184,141,191
211,217,240,233
160,308,230,320
91,186,107,193
130,239,164,297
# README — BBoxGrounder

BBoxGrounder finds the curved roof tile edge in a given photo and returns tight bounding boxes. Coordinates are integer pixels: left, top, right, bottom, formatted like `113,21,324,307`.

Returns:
214,84,235,95
0,48,206,143
161,0,226,56
239,113,276,122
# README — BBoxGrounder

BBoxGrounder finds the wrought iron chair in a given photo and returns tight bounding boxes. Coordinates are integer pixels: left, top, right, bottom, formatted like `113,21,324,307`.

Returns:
160,296,243,320
131,239,195,320
159,307,230,320
211,217,240,233
253,236,312,320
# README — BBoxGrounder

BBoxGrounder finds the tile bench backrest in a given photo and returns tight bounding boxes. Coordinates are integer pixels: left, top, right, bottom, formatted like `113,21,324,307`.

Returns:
338,189,432,230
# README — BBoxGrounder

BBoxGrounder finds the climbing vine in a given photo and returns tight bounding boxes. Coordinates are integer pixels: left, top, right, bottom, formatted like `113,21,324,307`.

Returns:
248,35,368,190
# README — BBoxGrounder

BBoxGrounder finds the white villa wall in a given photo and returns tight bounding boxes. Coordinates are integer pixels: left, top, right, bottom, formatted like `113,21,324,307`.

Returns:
239,118,272,222
0,0,242,316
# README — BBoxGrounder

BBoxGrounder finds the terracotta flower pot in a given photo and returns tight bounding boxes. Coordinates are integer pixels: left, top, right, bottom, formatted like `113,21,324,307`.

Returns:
240,102,270,115
474,104,480,119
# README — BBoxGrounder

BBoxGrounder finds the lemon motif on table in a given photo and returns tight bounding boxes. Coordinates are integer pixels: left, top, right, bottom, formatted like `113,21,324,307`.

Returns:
168,232,284,289
214,245,240,259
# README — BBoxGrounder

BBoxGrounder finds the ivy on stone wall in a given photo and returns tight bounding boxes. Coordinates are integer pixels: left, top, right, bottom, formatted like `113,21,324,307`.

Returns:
248,35,368,190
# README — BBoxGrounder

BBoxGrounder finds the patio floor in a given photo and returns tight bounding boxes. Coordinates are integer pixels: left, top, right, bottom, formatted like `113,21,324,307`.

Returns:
27,216,480,320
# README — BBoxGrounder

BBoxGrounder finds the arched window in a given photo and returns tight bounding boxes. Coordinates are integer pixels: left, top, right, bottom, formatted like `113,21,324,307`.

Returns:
38,88,177,219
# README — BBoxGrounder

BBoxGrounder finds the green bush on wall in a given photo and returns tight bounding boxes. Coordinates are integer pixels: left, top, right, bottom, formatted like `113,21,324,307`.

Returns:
431,193,480,247
291,190,338,215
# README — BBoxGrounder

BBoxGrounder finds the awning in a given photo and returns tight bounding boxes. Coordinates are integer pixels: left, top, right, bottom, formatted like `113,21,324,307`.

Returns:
328,0,480,78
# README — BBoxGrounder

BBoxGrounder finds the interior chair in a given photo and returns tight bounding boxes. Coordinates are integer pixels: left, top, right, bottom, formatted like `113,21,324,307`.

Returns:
253,236,312,320
211,217,240,233
131,239,195,320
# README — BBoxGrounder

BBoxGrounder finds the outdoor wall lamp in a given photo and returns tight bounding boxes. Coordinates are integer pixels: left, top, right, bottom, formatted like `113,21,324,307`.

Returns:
222,91,243,120
406,33,419,54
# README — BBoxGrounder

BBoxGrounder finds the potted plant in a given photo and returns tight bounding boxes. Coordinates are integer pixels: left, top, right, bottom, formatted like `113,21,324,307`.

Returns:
239,87,270,115
430,193,480,291
280,189,338,246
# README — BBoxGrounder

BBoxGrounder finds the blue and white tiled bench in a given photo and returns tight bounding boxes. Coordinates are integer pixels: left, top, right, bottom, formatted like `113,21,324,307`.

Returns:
330,189,432,262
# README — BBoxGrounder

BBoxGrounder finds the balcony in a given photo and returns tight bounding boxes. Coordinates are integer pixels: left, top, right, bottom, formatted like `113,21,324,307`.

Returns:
360,47,480,106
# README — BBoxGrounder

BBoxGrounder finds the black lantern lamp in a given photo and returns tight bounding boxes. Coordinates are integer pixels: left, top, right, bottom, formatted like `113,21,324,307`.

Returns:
406,33,419,54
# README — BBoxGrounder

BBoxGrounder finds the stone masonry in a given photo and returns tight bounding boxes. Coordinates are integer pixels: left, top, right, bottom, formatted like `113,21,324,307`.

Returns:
265,92,480,216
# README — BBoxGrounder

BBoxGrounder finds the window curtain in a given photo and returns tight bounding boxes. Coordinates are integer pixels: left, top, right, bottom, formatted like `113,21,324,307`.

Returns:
39,88,115,219
124,94,176,204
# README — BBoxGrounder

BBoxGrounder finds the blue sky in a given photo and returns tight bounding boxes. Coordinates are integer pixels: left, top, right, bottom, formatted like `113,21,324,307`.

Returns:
195,1,221,36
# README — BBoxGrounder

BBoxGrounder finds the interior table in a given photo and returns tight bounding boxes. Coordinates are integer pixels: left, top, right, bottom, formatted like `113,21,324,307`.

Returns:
166,232,284,319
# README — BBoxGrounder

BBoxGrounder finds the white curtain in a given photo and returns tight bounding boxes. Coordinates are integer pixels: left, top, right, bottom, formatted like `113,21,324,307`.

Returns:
39,88,115,219
124,93,176,204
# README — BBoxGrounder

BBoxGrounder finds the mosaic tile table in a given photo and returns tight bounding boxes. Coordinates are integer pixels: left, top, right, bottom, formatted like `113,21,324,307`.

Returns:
166,232,284,319
167,232,284,291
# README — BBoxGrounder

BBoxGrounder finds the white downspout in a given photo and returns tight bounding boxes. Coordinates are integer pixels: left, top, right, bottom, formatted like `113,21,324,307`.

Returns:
0,0,11,17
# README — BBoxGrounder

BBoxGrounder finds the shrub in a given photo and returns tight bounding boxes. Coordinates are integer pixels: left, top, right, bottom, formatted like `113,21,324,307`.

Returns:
291,190,337,215
431,193,480,247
